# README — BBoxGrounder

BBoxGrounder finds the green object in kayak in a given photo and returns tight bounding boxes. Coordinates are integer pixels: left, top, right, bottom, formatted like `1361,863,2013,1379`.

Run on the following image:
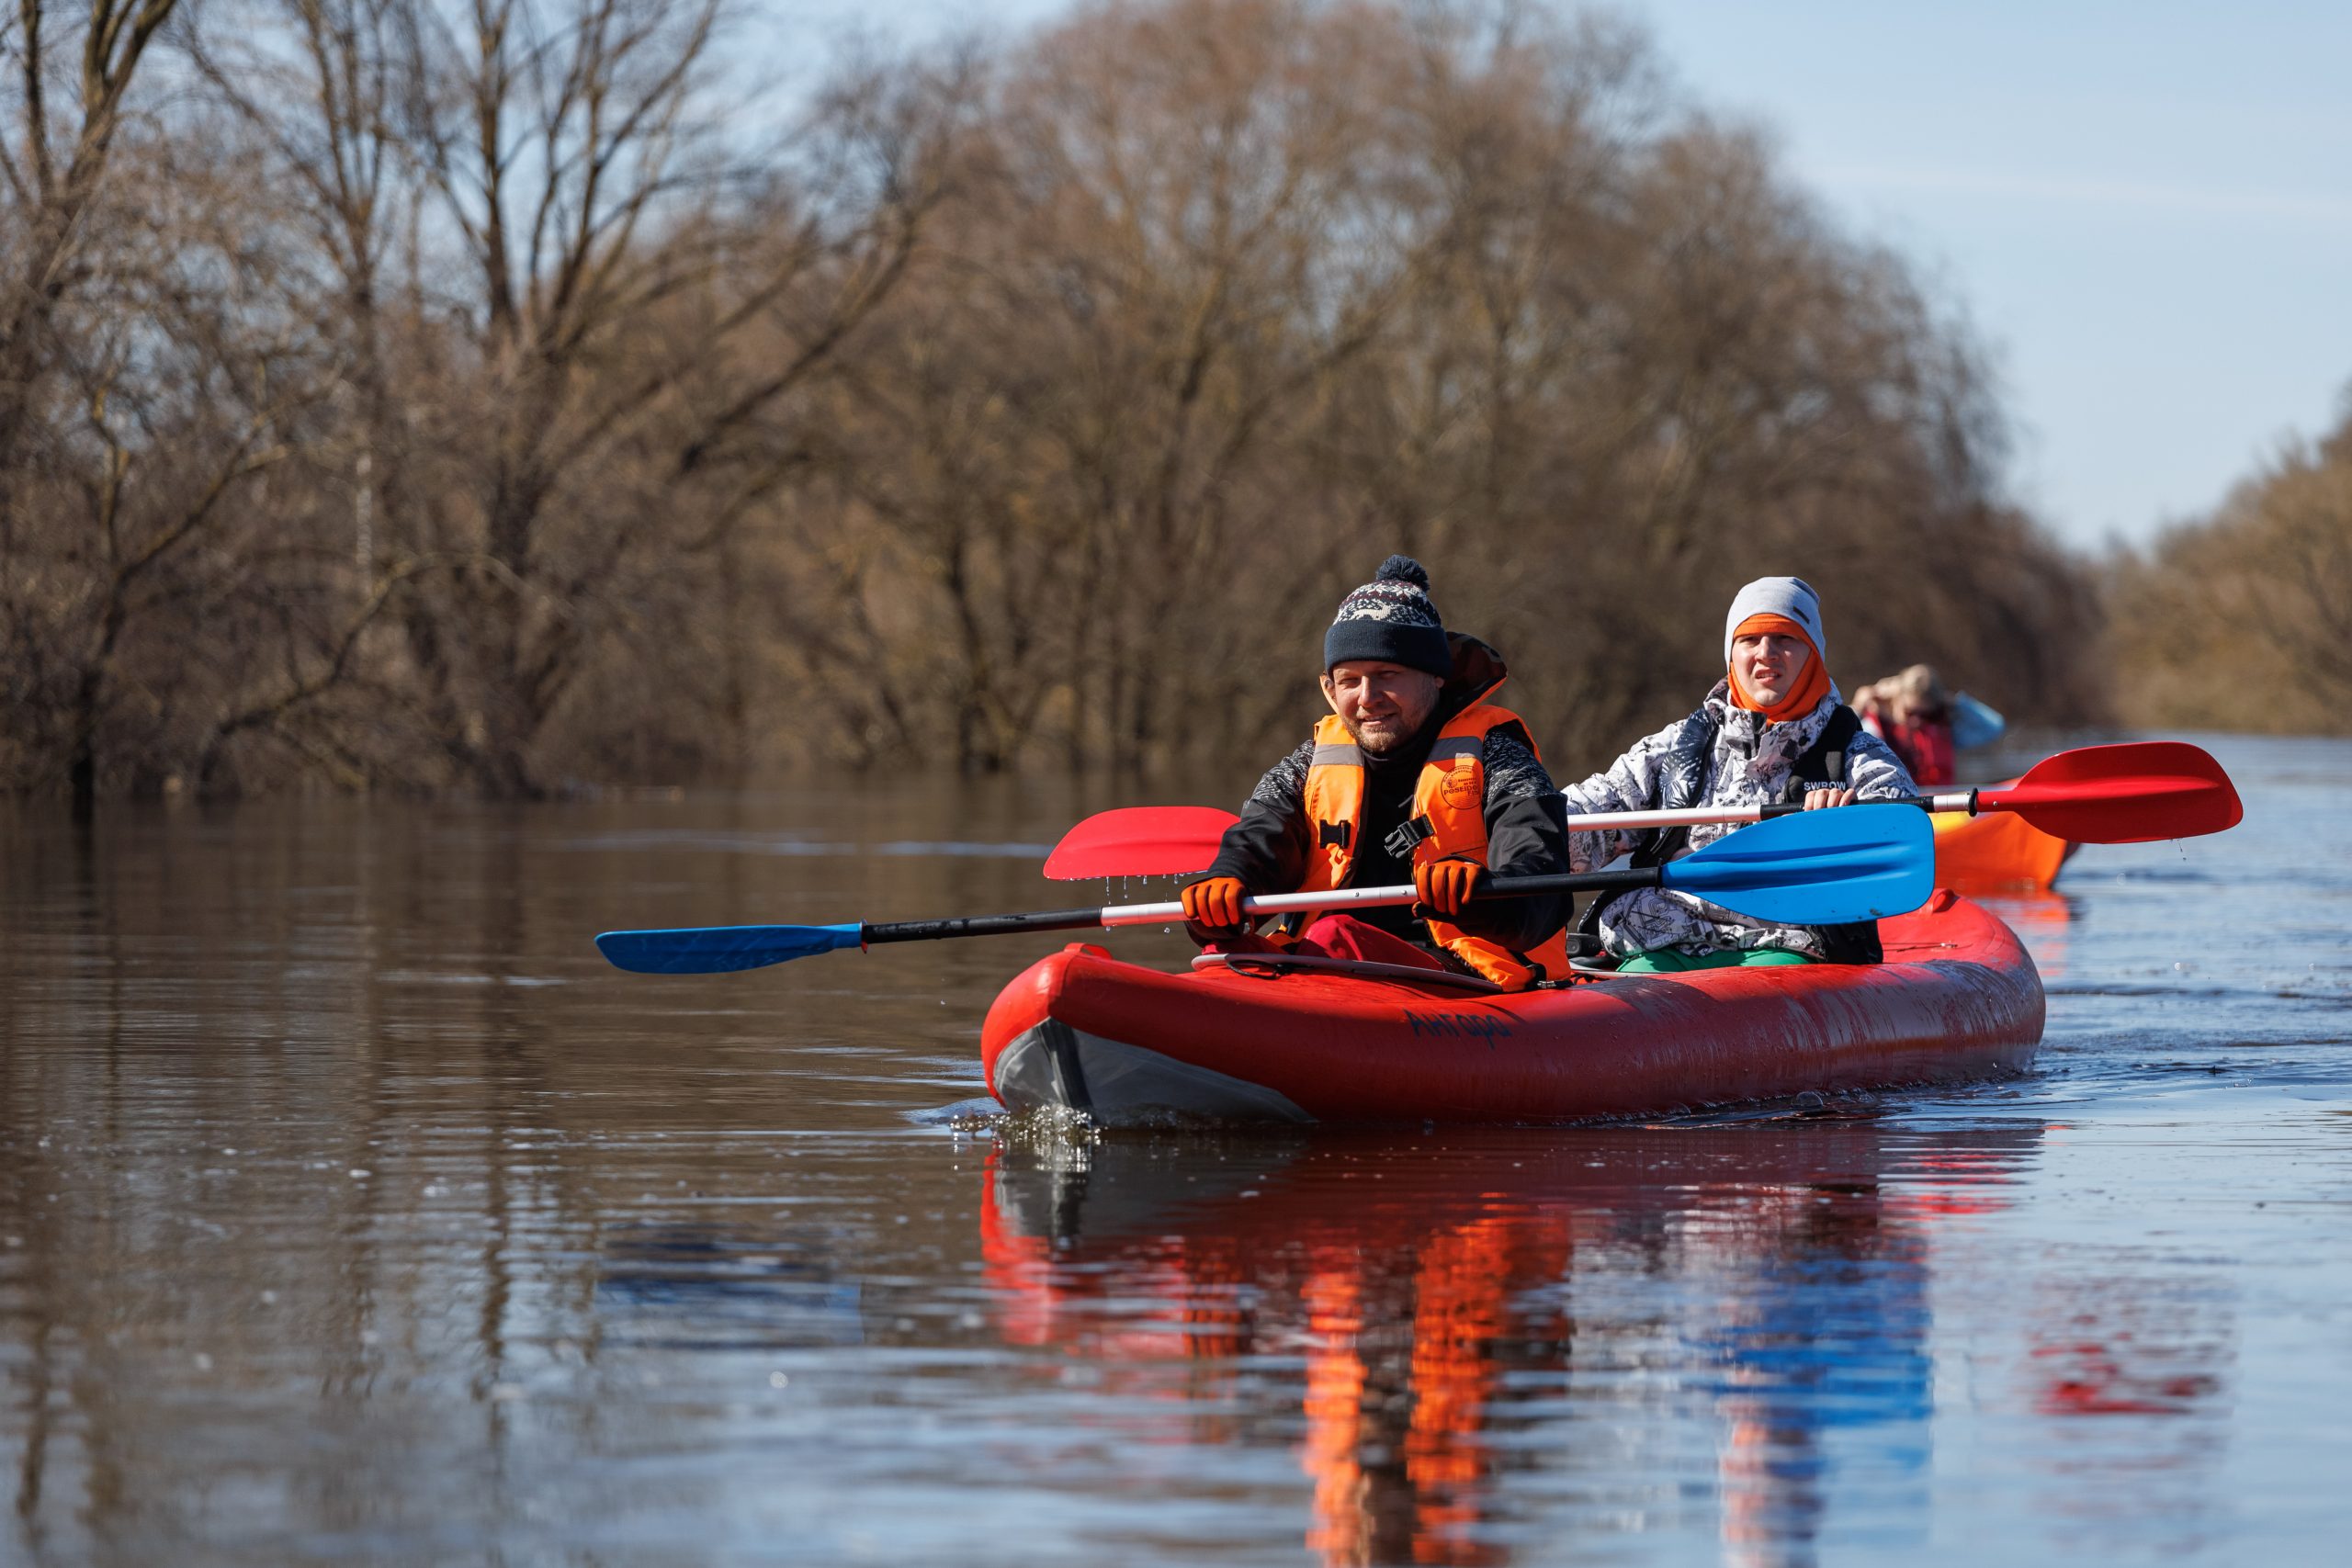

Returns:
1616,946,1816,975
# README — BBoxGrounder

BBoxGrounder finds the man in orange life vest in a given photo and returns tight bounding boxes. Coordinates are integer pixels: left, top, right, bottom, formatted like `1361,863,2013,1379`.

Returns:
1179,557,1575,990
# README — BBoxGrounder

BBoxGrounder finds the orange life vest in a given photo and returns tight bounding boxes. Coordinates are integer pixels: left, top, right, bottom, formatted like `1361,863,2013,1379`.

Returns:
1298,705,1575,990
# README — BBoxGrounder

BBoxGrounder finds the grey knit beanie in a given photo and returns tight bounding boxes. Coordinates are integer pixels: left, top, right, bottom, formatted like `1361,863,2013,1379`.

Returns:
1723,576,1828,668
1324,556,1451,677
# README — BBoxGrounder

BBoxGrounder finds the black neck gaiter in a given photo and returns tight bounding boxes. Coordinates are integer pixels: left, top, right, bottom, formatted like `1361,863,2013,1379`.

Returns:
1347,719,1440,941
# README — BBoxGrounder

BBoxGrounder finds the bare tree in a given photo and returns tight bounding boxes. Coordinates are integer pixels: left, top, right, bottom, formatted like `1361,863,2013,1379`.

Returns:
2109,406,2352,736
772,0,2105,777
3,6,357,807
173,0,958,793
0,0,180,545
1,0,2116,798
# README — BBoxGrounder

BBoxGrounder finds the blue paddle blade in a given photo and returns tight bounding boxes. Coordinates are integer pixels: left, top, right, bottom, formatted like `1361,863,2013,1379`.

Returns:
594,922,864,975
1660,806,1933,925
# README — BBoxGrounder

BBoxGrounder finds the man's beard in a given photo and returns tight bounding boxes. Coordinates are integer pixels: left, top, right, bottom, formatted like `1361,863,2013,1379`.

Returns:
1344,707,1433,758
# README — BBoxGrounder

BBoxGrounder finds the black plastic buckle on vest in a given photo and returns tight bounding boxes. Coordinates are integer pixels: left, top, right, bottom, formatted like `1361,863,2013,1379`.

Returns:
1319,821,1351,851
1383,815,1436,861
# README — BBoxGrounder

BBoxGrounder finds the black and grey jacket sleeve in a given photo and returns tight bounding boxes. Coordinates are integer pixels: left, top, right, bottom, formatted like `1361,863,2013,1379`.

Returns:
1199,741,1317,893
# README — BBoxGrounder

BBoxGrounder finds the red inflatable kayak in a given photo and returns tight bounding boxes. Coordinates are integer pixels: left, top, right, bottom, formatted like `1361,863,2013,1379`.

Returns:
982,889,2042,1125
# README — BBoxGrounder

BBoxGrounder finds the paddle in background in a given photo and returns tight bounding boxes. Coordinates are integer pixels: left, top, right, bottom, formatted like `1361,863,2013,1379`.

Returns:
1040,740,2245,880
594,806,1933,976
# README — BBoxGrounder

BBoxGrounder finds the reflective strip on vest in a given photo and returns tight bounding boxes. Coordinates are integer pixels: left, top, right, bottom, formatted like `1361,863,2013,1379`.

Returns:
1310,741,1363,767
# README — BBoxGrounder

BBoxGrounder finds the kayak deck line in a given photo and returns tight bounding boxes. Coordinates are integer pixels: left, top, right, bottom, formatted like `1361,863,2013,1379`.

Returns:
1188,950,1508,993
982,891,2044,1128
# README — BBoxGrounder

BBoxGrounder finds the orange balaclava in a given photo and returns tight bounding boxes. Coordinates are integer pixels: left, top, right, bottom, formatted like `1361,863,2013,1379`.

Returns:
1726,614,1830,722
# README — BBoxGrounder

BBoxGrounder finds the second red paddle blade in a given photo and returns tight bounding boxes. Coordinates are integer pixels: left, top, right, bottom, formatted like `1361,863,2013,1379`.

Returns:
1044,806,1239,879
1984,741,2243,843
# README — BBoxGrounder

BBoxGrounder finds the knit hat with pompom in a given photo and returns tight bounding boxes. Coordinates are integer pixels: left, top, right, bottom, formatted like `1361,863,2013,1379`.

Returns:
1324,555,1451,677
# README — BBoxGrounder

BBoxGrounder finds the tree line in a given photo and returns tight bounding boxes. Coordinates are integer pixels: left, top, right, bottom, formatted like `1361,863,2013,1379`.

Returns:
2107,402,2352,738
3,0,2109,805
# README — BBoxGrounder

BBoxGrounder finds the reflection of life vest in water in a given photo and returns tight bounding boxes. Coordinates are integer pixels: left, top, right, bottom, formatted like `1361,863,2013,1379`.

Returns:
1299,1217,1573,1567
977,1147,1573,1566
1300,705,1574,989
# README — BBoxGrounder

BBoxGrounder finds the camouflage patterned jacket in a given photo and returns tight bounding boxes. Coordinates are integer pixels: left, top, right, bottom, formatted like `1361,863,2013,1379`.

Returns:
1556,683,1917,959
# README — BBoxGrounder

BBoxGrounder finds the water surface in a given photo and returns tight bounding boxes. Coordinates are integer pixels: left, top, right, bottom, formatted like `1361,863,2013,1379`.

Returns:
3,736,2347,1565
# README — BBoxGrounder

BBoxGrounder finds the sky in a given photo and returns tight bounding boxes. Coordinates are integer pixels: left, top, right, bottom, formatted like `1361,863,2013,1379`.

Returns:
801,0,2352,551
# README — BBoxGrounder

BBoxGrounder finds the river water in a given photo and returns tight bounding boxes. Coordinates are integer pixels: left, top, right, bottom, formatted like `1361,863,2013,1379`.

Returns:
2,734,2346,1566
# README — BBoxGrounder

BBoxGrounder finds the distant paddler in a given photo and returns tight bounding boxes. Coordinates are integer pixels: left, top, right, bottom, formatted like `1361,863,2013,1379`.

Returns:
1178,556,1575,990
1858,663,1959,785
1562,576,1918,972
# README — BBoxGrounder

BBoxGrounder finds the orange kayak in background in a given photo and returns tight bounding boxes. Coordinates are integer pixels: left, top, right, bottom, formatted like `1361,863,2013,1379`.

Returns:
1932,794,2075,891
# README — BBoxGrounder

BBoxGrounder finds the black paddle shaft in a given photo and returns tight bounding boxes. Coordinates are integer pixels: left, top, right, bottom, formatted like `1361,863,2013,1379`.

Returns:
1481,866,1667,897
863,907,1112,944
1757,795,1957,819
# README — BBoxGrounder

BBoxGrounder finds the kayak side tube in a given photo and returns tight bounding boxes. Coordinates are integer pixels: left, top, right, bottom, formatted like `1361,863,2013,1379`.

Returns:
980,893,2044,1127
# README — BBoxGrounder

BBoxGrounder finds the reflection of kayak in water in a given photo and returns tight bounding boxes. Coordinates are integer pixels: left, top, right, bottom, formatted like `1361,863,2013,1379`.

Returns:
981,1126,1909,1359
981,1121,2040,1257
1933,787,2077,891
980,1122,2047,1568
982,894,2042,1127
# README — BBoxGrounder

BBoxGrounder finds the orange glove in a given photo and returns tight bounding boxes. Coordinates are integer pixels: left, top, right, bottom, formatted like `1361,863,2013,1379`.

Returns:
1181,875,1250,933
1414,858,1484,919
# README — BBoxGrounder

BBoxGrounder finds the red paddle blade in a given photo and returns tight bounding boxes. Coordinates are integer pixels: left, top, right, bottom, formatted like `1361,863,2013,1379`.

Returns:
1043,806,1238,880
1979,741,2243,843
